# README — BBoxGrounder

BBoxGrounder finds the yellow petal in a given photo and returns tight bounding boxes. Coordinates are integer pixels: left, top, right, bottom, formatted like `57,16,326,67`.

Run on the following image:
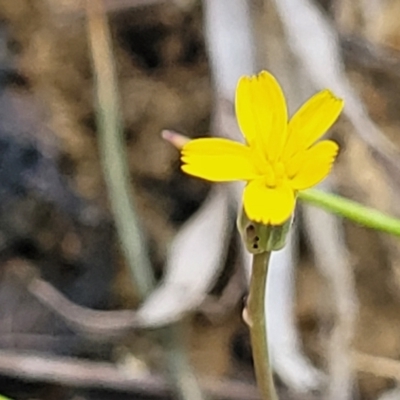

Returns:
235,71,288,161
290,140,339,190
243,178,295,225
181,138,259,182
282,90,343,160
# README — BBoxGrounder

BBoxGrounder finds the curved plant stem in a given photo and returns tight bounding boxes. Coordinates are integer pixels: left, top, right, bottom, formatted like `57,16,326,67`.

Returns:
86,0,154,297
299,188,400,237
86,2,206,400
248,252,278,400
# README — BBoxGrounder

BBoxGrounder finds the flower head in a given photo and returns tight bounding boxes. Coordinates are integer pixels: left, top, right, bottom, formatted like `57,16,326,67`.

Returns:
181,71,344,225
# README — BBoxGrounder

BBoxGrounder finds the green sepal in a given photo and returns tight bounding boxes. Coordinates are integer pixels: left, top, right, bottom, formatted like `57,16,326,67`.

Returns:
237,208,292,253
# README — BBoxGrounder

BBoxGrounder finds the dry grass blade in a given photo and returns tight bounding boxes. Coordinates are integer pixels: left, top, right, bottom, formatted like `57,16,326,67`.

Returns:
0,349,260,400
47,0,167,17
268,230,325,392
10,187,231,336
203,0,256,100
199,256,245,322
136,186,232,327
377,387,400,400
354,351,400,381
303,181,358,400
340,35,400,82
103,0,166,12
271,0,400,191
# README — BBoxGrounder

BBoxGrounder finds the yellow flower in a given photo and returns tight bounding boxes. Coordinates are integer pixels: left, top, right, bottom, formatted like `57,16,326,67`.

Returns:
181,71,344,225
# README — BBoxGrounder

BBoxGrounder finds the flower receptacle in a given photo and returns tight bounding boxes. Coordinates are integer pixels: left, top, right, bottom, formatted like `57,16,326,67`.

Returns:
237,208,292,253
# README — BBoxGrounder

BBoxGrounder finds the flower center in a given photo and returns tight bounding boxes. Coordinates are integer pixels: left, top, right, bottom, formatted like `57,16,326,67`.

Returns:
264,161,286,188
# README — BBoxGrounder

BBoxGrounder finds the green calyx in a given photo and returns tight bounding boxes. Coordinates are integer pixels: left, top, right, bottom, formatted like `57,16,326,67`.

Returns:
237,208,292,253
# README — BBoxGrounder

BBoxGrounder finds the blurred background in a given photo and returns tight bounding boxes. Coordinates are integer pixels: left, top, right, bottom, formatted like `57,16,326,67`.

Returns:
0,0,399,399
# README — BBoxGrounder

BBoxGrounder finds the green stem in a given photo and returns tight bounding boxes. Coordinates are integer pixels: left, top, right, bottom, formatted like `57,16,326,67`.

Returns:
86,2,205,399
299,188,400,237
86,0,154,298
248,252,277,400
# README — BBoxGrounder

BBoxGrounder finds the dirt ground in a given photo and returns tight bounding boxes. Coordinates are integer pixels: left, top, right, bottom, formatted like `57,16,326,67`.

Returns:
0,1,400,400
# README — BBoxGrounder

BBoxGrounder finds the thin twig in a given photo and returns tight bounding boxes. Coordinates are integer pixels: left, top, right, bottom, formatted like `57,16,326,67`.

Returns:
26,271,138,338
103,0,166,12
353,351,400,381
340,34,400,81
0,349,260,400
54,0,167,18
